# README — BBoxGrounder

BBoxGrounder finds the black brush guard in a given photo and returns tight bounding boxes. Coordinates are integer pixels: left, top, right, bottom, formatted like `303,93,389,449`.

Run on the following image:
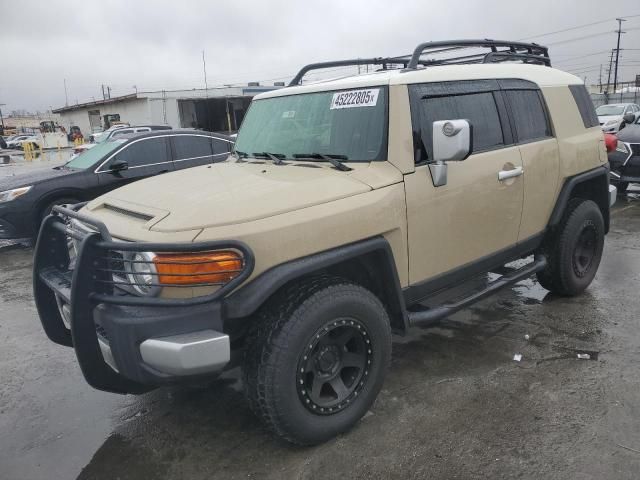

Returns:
33,205,254,394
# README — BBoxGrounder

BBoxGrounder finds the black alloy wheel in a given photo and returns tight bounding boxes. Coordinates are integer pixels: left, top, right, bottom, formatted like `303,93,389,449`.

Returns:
297,318,372,415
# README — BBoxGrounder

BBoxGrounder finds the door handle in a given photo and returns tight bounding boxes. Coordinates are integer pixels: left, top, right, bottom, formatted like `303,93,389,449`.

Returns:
498,166,523,181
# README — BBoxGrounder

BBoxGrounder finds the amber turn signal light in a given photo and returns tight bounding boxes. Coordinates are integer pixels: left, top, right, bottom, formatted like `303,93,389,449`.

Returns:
153,251,243,285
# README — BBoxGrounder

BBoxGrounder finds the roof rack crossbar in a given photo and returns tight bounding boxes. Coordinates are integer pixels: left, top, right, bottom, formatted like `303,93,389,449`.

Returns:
483,51,551,66
288,40,551,87
289,57,432,86
406,39,550,69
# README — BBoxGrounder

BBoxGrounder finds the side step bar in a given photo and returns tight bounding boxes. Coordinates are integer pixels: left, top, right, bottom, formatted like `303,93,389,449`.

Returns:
407,255,547,327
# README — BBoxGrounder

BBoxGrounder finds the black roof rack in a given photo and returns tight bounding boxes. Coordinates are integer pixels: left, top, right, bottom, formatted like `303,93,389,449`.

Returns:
289,39,550,86
289,57,432,86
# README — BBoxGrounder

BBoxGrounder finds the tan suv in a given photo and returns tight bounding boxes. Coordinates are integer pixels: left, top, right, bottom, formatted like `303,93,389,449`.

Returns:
34,40,616,445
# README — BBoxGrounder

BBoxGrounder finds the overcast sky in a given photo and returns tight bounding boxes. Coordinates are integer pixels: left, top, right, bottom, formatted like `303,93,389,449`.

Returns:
1,0,639,113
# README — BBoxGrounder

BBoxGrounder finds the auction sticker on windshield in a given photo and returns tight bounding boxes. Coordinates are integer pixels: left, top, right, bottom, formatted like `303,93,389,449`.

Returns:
330,89,380,110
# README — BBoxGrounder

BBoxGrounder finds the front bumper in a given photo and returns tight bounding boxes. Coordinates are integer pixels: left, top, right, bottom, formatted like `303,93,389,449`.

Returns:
0,201,35,239
609,144,640,184
33,206,253,394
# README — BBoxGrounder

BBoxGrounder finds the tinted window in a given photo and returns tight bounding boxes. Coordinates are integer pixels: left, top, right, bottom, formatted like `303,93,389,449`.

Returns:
412,91,504,160
66,139,127,169
213,138,231,155
569,85,599,128
505,90,552,142
114,138,169,167
173,135,214,160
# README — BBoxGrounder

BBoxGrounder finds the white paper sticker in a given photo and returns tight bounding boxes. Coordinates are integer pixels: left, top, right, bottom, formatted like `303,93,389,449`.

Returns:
282,110,296,118
330,88,380,110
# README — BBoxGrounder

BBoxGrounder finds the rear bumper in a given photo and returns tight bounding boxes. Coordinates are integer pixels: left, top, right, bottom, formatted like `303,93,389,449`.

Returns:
33,207,253,394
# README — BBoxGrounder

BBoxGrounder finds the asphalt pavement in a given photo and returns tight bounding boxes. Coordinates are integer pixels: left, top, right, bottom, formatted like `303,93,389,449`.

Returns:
1,186,640,480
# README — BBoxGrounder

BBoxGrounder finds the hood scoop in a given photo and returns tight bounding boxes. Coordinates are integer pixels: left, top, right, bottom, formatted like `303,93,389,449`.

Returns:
103,203,154,221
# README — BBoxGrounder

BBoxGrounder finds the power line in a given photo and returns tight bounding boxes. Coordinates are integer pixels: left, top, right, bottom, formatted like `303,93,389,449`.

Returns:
518,13,640,41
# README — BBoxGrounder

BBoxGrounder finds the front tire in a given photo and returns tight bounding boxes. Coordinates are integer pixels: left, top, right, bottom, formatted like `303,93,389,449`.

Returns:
536,199,605,296
243,277,391,445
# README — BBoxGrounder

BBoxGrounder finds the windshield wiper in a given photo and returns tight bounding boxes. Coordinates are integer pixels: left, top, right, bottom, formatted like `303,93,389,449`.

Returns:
233,150,248,160
293,153,352,171
253,152,287,165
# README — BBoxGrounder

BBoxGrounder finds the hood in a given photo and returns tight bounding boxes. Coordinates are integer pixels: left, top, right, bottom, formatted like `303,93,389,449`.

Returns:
616,124,640,143
598,115,621,124
0,166,76,191
88,161,400,232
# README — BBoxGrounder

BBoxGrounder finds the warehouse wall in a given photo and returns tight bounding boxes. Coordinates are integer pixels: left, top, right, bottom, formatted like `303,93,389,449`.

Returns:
57,98,152,137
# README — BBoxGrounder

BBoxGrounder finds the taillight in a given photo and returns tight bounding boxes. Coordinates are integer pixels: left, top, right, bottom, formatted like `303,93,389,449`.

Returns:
604,133,618,153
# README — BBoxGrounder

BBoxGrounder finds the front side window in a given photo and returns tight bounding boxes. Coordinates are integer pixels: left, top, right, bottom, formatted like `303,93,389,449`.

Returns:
505,90,551,142
112,138,169,168
234,87,388,161
66,139,127,169
412,91,504,161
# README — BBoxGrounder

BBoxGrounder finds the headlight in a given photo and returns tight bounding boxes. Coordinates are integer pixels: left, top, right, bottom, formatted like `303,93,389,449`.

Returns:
605,119,619,126
0,186,32,203
616,142,630,154
125,251,160,296
122,250,243,297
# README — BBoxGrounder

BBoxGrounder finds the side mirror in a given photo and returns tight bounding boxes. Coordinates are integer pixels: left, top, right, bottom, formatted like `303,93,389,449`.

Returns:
109,159,128,172
428,119,472,187
623,113,635,124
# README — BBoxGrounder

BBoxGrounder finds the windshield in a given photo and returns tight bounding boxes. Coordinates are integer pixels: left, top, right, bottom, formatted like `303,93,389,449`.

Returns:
65,139,126,169
596,105,625,116
234,87,388,162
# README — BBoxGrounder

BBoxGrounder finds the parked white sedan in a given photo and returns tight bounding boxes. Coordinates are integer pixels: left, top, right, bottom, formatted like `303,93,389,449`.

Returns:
597,103,640,133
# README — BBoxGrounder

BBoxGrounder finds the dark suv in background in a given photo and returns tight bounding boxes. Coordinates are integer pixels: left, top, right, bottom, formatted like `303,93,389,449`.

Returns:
608,115,640,193
0,130,233,239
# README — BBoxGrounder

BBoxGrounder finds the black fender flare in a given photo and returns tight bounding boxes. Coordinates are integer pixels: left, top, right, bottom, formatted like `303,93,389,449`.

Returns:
224,236,409,333
547,164,610,233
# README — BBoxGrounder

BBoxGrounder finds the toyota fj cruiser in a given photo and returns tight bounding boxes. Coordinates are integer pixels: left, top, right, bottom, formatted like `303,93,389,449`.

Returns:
34,40,616,445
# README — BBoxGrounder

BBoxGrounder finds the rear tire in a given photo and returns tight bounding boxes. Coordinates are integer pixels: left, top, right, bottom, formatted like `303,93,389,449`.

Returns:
615,181,629,193
536,199,605,296
243,277,391,445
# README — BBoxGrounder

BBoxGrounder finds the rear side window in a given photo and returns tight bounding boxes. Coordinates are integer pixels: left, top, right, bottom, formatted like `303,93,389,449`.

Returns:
569,85,599,128
115,137,170,167
504,90,552,142
413,91,504,160
173,135,214,160
212,138,231,155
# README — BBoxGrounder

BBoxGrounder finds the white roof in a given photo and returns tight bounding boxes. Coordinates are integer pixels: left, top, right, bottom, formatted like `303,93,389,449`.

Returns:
255,64,583,100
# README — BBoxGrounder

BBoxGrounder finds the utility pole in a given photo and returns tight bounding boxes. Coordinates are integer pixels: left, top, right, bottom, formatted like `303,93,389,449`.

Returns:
606,50,614,93
64,78,69,106
0,103,5,134
102,84,106,100
613,17,626,93
598,64,603,93
107,86,111,99
202,50,209,98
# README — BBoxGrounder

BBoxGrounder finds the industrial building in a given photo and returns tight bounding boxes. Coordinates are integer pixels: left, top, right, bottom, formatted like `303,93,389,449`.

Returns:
52,84,281,136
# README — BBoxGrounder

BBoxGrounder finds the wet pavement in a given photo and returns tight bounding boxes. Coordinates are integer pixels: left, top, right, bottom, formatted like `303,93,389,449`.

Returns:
2,189,640,479
0,149,71,250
